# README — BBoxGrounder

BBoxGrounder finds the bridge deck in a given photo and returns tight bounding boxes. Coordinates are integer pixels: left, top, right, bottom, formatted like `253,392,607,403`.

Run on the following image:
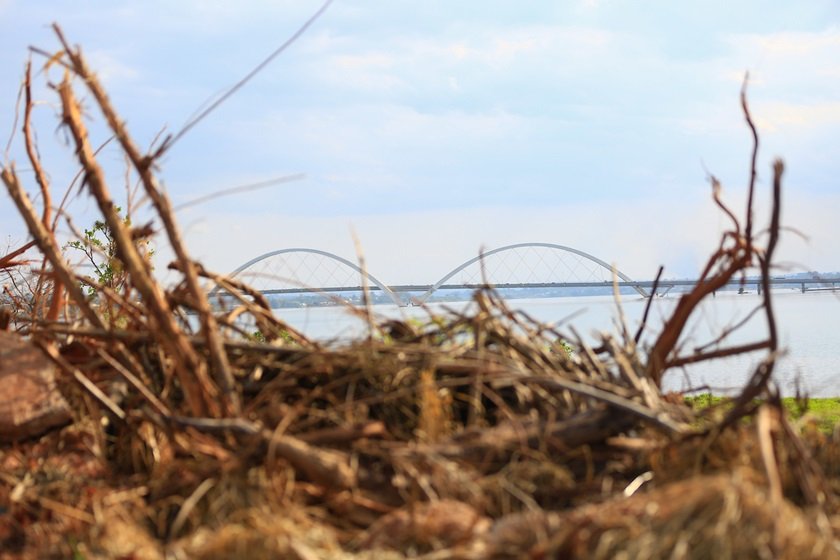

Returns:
252,277,837,296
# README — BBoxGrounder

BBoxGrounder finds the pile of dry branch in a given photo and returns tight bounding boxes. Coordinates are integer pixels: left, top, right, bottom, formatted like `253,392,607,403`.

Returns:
2,29,839,559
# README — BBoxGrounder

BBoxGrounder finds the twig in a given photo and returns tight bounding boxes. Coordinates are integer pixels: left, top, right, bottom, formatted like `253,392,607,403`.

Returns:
667,339,771,369
0,240,35,270
352,229,375,342
634,265,663,344
611,265,632,344
516,374,689,435
172,173,306,211
2,70,25,160
22,60,65,322
709,175,740,236
51,136,115,233
38,340,127,421
169,477,216,539
153,411,357,489
646,250,749,384
1,165,103,328
742,74,760,243
646,85,769,386
22,61,51,228
188,261,310,346
155,0,334,156
96,349,172,418
762,159,784,352
720,162,783,426
694,302,765,353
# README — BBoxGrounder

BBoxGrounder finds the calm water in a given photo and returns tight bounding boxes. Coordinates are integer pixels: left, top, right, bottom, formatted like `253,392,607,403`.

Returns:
271,290,840,397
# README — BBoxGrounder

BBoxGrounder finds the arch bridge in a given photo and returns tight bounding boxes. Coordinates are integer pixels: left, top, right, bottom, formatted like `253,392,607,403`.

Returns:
213,243,648,307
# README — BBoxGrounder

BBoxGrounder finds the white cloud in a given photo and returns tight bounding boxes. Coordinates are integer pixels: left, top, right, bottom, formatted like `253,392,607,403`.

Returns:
754,101,840,132
307,24,615,97
320,52,408,93
724,28,840,94
742,28,840,56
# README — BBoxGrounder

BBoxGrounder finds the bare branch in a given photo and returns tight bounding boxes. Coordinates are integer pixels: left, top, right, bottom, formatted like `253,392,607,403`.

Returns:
154,0,334,156
742,73,760,244
172,173,306,212
634,265,663,344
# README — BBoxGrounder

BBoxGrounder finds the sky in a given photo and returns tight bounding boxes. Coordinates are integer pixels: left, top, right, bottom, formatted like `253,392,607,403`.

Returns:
1,0,839,287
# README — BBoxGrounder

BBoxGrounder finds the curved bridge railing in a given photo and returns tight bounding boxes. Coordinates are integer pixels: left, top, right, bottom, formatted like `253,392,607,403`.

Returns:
218,243,646,307
414,242,647,304
211,247,404,307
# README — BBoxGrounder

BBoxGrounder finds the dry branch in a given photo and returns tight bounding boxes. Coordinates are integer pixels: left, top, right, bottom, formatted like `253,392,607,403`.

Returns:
646,79,779,389
54,68,219,417
0,239,35,270
1,165,103,328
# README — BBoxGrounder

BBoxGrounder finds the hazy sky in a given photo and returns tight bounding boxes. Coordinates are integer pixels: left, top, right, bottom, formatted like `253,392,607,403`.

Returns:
1,1,838,286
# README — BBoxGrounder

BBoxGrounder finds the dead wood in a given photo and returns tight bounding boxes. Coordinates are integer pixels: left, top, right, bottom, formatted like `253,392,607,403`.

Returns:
646,77,780,389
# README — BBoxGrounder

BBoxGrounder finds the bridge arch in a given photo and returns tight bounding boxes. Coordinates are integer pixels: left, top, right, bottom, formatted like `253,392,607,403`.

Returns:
214,248,404,306
415,242,647,304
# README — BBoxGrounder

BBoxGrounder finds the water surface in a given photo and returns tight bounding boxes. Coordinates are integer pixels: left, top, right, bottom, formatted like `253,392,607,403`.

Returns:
271,290,840,396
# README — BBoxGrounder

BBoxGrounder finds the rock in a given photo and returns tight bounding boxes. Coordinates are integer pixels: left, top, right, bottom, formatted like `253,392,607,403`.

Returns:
0,331,71,441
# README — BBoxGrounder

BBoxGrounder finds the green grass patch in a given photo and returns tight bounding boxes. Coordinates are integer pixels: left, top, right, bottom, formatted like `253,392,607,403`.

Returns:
685,394,840,433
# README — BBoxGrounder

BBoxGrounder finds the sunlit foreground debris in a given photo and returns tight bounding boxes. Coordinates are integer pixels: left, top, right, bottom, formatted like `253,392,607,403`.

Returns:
1,28,838,559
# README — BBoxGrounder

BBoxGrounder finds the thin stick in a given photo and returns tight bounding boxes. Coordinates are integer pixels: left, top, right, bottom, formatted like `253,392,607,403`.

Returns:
96,348,172,416
710,175,740,236
22,61,64,322
351,229,375,341
1,166,103,328
155,0,334,156
611,265,632,344
38,341,127,421
22,61,51,228
169,478,216,539
0,240,35,270
3,71,25,160
516,374,689,434
742,74,760,243
694,302,764,353
174,259,310,346
173,173,306,211
50,136,115,233
667,339,770,368
762,160,783,351
634,265,663,344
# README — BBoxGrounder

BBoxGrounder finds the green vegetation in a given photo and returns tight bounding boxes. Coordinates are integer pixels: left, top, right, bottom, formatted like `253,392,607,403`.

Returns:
66,208,128,295
686,393,840,432
65,206,153,296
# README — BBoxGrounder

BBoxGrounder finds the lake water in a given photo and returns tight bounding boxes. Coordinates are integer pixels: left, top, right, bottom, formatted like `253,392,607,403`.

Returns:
270,290,840,397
